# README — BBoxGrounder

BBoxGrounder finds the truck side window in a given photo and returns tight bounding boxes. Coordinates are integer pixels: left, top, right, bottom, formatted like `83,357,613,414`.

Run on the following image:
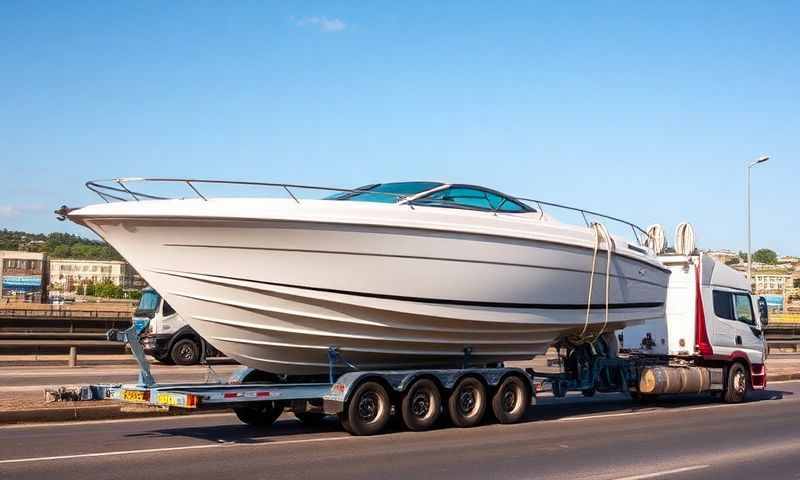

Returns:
712,291,735,321
163,301,176,316
733,294,755,325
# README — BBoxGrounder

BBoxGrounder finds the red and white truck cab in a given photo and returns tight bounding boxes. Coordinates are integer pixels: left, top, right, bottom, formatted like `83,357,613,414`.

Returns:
620,252,769,401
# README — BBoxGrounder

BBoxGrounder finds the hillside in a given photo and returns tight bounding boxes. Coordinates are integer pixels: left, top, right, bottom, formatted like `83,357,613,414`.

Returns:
0,229,122,261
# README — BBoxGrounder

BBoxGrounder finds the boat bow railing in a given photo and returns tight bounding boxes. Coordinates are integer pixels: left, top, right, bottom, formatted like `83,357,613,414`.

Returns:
85,178,654,247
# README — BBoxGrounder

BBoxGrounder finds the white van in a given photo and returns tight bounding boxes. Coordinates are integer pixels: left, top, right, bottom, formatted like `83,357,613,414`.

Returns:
133,288,218,365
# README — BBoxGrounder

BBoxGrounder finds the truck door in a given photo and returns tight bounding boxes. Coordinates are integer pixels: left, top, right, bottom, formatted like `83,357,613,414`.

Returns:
711,289,763,360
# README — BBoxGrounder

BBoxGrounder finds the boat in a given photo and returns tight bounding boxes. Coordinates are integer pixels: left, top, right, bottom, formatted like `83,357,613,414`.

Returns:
59,178,671,374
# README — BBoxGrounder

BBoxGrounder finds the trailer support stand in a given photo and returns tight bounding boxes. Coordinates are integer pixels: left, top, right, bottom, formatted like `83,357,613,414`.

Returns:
107,325,156,387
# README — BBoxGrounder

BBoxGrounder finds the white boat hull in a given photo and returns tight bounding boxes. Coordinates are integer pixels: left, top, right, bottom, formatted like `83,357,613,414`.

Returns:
70,198,669,374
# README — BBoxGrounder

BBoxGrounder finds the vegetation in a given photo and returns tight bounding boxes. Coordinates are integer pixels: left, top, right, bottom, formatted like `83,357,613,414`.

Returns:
0,230,122,260
752,248,778,265
76,280,142,299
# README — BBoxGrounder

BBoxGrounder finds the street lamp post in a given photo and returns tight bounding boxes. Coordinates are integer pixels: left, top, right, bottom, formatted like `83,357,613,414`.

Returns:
747,155,769,287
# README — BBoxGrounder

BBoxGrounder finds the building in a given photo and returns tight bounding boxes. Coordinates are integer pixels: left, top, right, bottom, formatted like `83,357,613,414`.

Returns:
705,249,740,265
0,250,48,303
48,259,145,292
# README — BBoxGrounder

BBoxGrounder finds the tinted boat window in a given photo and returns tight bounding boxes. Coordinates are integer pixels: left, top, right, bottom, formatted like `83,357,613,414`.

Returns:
327,182,441,203
417,187,526,212
163,301,176,317
712,290,735,321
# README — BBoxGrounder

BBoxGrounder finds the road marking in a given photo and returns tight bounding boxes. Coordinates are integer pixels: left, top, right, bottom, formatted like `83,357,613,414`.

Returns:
610,464,709,480
0,435,356,465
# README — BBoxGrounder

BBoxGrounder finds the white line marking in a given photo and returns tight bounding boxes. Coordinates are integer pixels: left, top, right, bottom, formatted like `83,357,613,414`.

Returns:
0,435,356,465
611,464,709,480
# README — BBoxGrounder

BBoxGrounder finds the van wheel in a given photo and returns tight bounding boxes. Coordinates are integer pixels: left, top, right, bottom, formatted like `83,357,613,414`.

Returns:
448,377,487,428
170,338,200,365
234,402,283,427
723,363,748,403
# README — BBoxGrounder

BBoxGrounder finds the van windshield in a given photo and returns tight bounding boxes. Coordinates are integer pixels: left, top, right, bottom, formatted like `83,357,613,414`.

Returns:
135,290,161,317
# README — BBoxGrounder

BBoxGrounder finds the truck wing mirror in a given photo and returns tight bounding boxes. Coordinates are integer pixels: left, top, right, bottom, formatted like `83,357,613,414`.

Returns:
757,297,769,327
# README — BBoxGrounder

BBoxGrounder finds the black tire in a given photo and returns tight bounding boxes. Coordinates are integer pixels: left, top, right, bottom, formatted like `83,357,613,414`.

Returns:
170,338,201,365
723,362,748,404
448,377,487,428
294,412,327,426
491,376,530,424
342,381,391,436
401,378,442,431
581,388,596,398
233,402,282,427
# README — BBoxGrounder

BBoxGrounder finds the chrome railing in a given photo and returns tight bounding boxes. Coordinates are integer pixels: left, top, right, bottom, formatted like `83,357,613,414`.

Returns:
84,178,653,246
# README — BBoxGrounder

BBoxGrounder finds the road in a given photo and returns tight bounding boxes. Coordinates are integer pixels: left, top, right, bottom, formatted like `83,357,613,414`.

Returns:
1,381,799,480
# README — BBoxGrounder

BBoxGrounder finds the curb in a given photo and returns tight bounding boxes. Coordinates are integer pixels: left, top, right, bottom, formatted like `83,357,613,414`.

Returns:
767,372,800,382
0,404,230,426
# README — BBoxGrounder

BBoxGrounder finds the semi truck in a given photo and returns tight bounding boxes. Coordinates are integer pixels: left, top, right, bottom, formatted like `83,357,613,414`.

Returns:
86,249,769,436
133,287,218,365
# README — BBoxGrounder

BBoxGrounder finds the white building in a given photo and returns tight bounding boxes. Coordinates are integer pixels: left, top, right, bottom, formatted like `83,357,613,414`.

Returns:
48,259,144,291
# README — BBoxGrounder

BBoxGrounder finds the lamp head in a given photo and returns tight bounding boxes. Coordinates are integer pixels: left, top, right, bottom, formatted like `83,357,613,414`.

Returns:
756,155,769,164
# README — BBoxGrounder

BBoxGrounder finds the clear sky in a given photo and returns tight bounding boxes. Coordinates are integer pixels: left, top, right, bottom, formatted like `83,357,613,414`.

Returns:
1,1,797,254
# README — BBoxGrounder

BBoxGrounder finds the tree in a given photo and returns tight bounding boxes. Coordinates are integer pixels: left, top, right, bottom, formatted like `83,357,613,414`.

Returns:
752,248,778,265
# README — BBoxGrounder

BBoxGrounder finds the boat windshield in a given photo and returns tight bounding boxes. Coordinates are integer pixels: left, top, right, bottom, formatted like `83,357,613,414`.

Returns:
135,289,161,318
326,182,442,203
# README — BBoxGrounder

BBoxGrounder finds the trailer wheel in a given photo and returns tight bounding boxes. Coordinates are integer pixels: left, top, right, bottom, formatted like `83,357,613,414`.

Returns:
170,338,200,365
491,376,529,424
723,362,748,404
294,412,327,426
401,378,441,431
342,381,391,436
448,377,486,428
233,402,282,427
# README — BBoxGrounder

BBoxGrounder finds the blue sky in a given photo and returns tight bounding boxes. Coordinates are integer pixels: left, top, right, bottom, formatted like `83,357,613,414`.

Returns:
1,1,797,254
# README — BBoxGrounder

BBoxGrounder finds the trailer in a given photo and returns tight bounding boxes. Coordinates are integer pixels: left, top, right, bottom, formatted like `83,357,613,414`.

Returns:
80,251,769,436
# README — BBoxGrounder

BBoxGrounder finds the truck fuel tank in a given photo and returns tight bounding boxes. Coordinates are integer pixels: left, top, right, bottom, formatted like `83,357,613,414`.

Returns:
638,366,724,395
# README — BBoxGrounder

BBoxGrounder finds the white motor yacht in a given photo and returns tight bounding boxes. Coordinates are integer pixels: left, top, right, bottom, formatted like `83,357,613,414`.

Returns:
61,179,670,374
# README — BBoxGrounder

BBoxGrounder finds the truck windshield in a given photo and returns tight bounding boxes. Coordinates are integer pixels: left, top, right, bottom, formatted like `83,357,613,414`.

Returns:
135,290,161,317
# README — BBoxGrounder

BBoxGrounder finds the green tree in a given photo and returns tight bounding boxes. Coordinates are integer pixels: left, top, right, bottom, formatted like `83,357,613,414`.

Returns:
752,248,778,265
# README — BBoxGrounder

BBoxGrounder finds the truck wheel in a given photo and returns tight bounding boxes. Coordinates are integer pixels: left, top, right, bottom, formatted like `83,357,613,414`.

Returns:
170,338,200,365
491,375,529,424
342,381,391,436
234,402,282,427
401,378,441,431
294,412,327,426
448,377,487,428
723,362,748,404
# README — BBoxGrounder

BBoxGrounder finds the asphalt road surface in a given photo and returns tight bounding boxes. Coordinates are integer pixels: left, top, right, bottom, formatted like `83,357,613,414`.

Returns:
2,380,799,480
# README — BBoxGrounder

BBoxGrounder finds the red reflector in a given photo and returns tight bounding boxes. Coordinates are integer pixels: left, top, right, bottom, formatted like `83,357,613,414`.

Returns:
224,392,238,398
256,391,270,397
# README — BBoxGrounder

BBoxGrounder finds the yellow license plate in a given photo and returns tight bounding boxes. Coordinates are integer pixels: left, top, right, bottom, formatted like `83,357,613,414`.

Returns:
121,390,148,403
156,393,185,407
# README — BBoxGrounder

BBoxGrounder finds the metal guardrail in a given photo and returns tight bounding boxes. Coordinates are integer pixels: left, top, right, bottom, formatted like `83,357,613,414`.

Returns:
0,308,132,319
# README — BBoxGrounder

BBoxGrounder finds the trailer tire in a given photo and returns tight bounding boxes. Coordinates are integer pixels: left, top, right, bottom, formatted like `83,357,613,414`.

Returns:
342,381,391,436
234,402,282,427
170,338,201,365
401,378,442,431
295,412,327,426
448,377,486,428
723,362,748,404
491,375,529,424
